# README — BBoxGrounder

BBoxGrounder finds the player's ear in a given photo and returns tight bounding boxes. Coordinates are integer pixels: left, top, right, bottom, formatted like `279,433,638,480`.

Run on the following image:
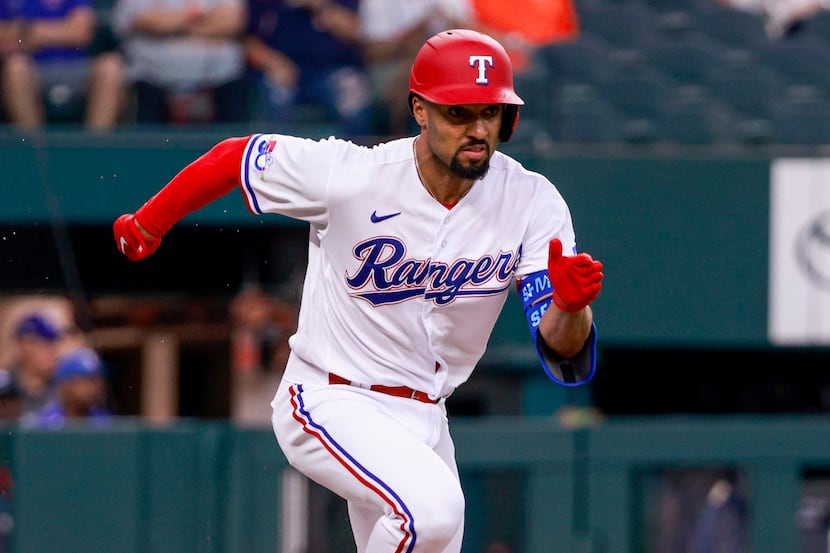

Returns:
410,94,427,127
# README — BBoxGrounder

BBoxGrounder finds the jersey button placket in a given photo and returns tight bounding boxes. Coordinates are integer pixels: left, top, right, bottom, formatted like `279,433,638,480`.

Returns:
436,215,451,252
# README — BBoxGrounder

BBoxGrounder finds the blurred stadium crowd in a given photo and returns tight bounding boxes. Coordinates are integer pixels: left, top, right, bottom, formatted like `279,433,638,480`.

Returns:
2,0,830,146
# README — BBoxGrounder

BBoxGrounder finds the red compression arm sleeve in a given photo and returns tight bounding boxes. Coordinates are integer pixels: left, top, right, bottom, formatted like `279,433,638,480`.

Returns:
134,136,250,237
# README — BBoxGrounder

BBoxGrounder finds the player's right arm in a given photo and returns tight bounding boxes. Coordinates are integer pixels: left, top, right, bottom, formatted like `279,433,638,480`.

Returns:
113,136,251,261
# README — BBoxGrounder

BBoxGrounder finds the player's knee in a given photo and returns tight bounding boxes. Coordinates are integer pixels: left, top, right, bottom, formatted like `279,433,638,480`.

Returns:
409,484,465,549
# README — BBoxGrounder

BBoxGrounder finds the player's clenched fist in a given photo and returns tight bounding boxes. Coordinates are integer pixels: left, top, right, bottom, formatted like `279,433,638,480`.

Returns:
547,238,604,313
113,214,161,261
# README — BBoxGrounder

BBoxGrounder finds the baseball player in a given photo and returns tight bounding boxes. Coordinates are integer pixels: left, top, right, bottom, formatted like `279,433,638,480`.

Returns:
113,28,603,553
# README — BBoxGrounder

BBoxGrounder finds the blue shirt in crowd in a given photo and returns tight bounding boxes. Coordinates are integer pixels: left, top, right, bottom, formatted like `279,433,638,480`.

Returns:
246,0,363,70
33,401,112,429
9,0,95,62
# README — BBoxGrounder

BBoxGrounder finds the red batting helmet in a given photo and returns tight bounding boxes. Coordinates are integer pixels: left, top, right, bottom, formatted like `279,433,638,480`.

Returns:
409,29,524,142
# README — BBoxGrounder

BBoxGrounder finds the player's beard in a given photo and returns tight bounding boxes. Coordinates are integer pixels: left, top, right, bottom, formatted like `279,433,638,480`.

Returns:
450,142,491,180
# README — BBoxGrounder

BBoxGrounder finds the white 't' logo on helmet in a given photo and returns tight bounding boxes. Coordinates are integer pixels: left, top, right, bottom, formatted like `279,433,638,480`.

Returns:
469,55,494,84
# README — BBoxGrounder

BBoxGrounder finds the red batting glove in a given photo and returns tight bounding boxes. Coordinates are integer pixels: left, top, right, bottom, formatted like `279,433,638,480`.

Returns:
547,238,604,312
113,214,162,261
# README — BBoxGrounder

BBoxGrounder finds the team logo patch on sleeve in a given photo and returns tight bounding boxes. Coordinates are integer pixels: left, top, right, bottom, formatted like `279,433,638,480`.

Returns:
253,137,277,171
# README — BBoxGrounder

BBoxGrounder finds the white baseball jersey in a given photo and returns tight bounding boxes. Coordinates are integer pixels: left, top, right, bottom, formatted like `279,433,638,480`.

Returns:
239,133,576,399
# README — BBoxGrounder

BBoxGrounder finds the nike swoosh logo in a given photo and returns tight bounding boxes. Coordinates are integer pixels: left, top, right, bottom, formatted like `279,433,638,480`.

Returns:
370,210,401,223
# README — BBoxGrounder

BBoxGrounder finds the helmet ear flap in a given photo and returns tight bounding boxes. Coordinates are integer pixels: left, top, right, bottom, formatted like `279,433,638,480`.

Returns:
499,104,520,142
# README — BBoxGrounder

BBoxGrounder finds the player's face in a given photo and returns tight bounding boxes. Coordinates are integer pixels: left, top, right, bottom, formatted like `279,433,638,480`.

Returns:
420,101,502,180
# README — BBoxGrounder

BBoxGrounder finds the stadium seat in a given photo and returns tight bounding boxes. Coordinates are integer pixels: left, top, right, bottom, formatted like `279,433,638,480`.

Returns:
551,84,625,143
641,0,705,14
513,62,555,124
540,32,613,86
652,10,700,43
769,87,830,145
801,10,830,45
601,47,667,84
597,71,671,121
658,86,736,145
757,36,830,89
645,35,722,86
577,2,659,50
701,51,784,144
695,7,771,49
595,72,674,144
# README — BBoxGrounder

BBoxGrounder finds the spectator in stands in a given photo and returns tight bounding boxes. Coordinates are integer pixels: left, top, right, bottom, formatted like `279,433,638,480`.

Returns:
467,0,579,72
30,346,112,428
0,313,63,420
0,0,13,123
244,0,375,139
229,285,299,424
230,285,297,375
358,0,472,137
0,0,13,52
0,0,125,131
112,0,247,125
0,372,22,421
359,0,564,136
717,0,829,38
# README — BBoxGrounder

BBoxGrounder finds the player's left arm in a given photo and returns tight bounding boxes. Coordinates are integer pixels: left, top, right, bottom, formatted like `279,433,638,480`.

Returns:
517,238,603,386
540,237,602,356
538,300,594,358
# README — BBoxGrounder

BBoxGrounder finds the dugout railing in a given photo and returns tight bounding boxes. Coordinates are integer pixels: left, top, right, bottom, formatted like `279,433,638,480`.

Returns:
3,415,830,553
